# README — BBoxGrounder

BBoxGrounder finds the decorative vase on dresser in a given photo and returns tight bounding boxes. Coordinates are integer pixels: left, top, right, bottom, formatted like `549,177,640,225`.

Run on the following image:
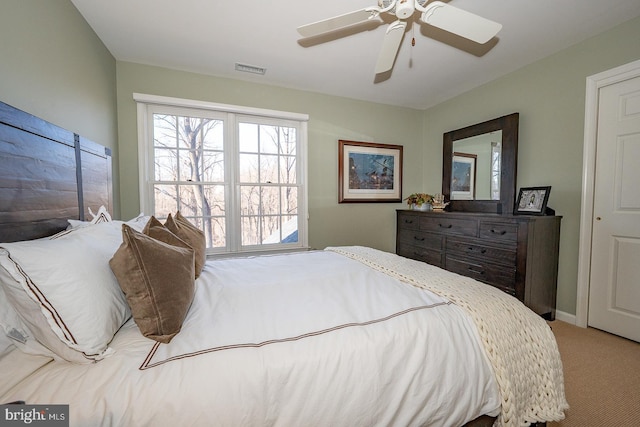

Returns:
396,210,561,320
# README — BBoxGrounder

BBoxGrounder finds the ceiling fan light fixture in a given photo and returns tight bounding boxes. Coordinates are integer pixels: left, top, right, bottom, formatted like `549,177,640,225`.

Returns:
234,63,267,75
298,0,502,75
394,0,415,19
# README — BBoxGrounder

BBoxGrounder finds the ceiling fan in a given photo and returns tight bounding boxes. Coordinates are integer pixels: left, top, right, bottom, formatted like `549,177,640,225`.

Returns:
297,0,502,74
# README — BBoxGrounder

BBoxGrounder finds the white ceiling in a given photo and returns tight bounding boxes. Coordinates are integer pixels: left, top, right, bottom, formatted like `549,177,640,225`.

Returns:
70,0,640,110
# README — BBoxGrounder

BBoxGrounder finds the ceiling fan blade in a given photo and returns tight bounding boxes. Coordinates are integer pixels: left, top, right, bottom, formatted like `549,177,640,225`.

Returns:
374,20,407,74
420,1,502,44
297,8,379,38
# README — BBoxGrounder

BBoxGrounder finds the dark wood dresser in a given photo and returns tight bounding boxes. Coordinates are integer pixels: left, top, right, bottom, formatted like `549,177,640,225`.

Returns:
396,210,561,319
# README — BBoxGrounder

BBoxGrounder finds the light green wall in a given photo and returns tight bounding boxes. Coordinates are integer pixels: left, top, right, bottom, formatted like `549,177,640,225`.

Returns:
4,0,639,316
422,16,640,315
0,0,119,213
115,62,424,253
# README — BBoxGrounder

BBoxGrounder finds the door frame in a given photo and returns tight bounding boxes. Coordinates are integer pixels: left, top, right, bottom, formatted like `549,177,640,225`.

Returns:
576,59,640,327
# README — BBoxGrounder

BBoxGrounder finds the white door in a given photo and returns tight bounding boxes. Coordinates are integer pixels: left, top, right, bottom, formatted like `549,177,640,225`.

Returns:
588,75,640,342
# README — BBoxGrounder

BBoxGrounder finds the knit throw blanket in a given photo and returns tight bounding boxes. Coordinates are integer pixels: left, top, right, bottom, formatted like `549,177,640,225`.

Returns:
326,246,568,427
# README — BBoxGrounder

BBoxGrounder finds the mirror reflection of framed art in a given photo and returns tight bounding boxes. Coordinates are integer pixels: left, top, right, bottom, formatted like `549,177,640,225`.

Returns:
450,152,477,200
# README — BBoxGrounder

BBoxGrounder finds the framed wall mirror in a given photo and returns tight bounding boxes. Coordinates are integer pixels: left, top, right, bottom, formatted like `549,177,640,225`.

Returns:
442,113,519,214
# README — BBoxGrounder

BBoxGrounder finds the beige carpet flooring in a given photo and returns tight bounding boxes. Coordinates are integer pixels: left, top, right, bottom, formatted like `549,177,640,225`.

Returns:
547,320,640,427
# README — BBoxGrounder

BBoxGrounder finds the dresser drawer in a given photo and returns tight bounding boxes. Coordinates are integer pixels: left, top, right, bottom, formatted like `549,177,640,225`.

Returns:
397,228,442,251
446,238,516,265
479,222,519,242
397,243,443,267
397,210,562,319
419,217,477,237
445,255,516,294
397,212,421,230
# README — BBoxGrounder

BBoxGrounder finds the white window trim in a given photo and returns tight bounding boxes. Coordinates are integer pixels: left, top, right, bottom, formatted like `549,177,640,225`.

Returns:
134,93,309,256
134,93,309,121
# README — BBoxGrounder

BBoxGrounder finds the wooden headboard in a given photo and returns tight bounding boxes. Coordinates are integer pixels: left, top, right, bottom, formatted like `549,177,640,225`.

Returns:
0,101,113,242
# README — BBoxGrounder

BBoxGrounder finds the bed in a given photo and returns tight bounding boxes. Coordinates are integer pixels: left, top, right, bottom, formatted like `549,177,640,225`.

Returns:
0,101,568,427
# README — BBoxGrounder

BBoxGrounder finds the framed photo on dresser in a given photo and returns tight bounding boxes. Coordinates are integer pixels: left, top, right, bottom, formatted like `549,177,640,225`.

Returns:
514,186,551,215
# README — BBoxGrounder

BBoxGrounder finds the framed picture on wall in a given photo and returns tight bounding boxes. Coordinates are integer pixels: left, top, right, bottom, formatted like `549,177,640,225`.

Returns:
450,152,477,200
338,140,403,203
514,186,552,215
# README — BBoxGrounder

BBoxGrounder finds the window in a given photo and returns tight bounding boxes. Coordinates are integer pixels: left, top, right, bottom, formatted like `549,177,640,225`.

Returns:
135,94,309,255
490,141,501,200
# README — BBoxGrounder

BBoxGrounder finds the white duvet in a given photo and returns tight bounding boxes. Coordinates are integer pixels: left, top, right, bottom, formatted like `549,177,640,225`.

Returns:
1,250,500,427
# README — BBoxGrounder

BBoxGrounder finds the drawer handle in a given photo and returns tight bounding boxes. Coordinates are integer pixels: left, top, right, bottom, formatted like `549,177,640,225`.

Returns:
414,236,425,242
405,220,414,224
468,268,484,275
439,223,453,229
490,229,507,235
467,247,487,254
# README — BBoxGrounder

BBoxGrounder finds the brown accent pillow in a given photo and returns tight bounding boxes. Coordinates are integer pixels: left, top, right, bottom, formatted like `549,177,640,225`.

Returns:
143,216,192,249
109,224,195,343
165,212,206,278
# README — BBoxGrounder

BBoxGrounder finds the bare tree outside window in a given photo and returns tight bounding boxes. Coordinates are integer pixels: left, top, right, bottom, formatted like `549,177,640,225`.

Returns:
137,95,308,255
491,141,501,201
239,122,298,246
152,113,225,248
152,114,299,250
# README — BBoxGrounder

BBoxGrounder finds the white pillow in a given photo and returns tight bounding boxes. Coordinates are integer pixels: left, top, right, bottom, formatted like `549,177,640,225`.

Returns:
67,205,112,229
124,213,151,232
67,209,149,233
0,333,12,357
0,267,88,362
1,260,62,357
0,284,20,357
0,221,131,363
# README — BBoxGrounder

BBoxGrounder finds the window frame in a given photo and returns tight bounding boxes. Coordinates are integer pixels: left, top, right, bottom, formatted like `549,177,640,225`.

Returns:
135,93,309,256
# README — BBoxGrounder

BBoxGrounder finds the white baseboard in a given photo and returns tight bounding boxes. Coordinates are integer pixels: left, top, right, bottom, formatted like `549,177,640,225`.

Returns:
554,310,577,325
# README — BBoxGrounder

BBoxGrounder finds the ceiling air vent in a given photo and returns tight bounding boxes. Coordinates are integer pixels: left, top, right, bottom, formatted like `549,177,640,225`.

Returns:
234,63,266,75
